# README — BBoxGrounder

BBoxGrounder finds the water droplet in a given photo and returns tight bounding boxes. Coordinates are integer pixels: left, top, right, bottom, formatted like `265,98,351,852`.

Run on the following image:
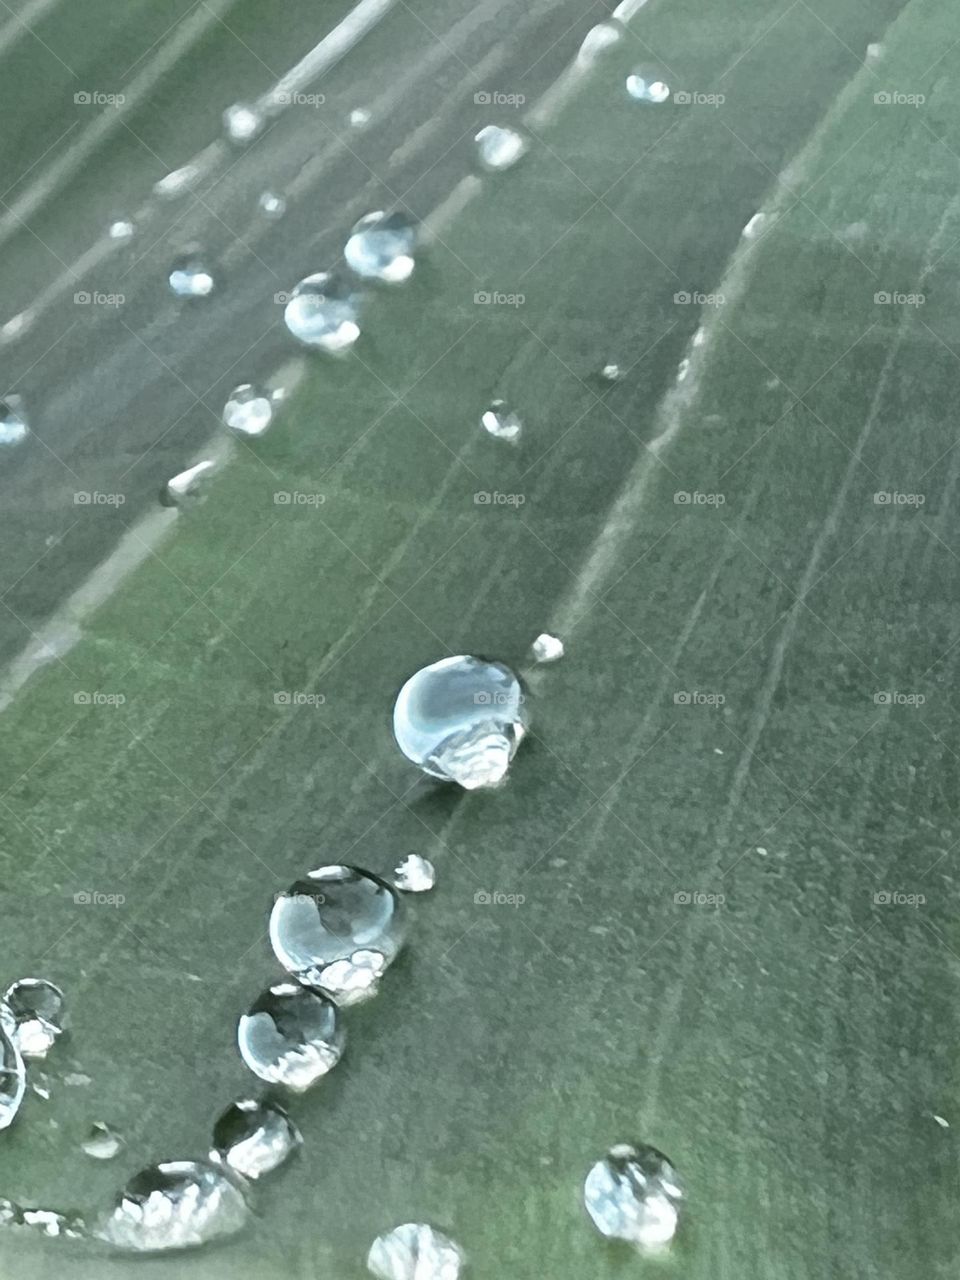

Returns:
480,399,522,442
161,458,218,507
96,1160,250,1252
742,211,767,240
933,1113,950,1128
108,218,136,241
223,383,274,436
210,1098,301,1180
0,394,29,445
865,42,884,63
168,252,216,299
82,1121,124,1160
223,102,264,144
600,363,622,382
626,73,671,104
0,1198,22,1227
578,22,622,67
21,1207,85,1239
0,1024,26,1130
676,357,691,383
2,978,66,1058
583,1143,684,1251
392,655,527,789
475,125,527,171
345,211,417,283
258,191,287,219
349,107,371,128
270,866,406,1006
284,272,361,352
237,982,344,1089
154,163,201,199
393,854,436,893
367,1223,466,1280
531,633,564,664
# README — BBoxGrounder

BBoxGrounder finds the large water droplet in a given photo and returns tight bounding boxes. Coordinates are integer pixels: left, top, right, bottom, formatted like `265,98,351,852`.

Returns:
475,125,527,171
2,978,66,1059
0,394,29,445
625,73,671,104
393,854,436,894
161,459,217,508
284,272,361,352
270,866,406,1006
480,400,522,443
583,1143,684,1250
210,1098,301,1180
223,102,264,144
393,655,527,789
345,211,417,283
258,191,287,219
96,1160,250,1252
82,1121,124,1160
0,1024,25,1130
168,253,216,299
223,383,275,437
237,982,344,1090
367,1223,466,1280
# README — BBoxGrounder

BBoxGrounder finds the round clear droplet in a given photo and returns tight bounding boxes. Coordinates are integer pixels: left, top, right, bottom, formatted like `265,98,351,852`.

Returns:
480,399,522,443
367,1222,466,1280
210,1098,301,1181
3,978,66,1058
475,125,527,171
223,102,264,143
108,218,136,241
169,253,216,299
0,394,29,446
237,982,344,1090
0,1024,25,1131
96,1160,249,1253
393,854,436,893
270,865,405,1005
82,1121,123,1160
284,272,361,352
223,383,274,436
626,73,671,104
345,211,417,283
600,363,622,382
349,107,371,128
258,191,287,219
531,633,564,664
583,1143,684,1251
393,655,527,789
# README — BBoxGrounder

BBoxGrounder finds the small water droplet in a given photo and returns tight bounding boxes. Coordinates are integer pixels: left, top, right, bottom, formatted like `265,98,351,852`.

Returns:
742,211,767,240
108,218,136,241
210,1098,301,1180
154,163,201,199
0,1024,25,1130
0,1198,22,1227
367,1223,466,1280
393,854,436,893
223,383,275,436
284,272,361,352
584,1143,684,1251
237,982,344,1090
480,399,522,442
223,102,264,144
0,394,29,445
345,211,417,283
161,458,218,508
270,866,406,1006
168,252,216,299
258,191,287,219
933,1113,950,1128
21,1207,85,1239
475,125,527,171
676,357,691,383
349,107,371,128
392,655,527,789
531,633,564,664
865,42,884,63
600,363,623,382
578,20,623,65
96,1160,250,1252
82,1121,124,1160
626,73,671,104
2,979,66,1058
63,1071,92,1087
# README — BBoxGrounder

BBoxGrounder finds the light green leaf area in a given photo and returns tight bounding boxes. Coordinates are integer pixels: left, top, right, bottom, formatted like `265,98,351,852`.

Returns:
1,0,957,1276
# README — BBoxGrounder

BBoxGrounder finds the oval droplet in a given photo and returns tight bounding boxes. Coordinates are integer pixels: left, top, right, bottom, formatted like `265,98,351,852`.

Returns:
210,1098,301,1180
583,1143,684,1251
96,1160,250,1252
367,1223,466,1280
237,982,344,1090
283,272,361,352
474,125,527,171
222,383,275,437
2,978,66,1059
345,210,417,283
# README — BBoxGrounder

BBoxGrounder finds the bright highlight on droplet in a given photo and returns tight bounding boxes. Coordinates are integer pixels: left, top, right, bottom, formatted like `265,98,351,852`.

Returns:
626,73,671,103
